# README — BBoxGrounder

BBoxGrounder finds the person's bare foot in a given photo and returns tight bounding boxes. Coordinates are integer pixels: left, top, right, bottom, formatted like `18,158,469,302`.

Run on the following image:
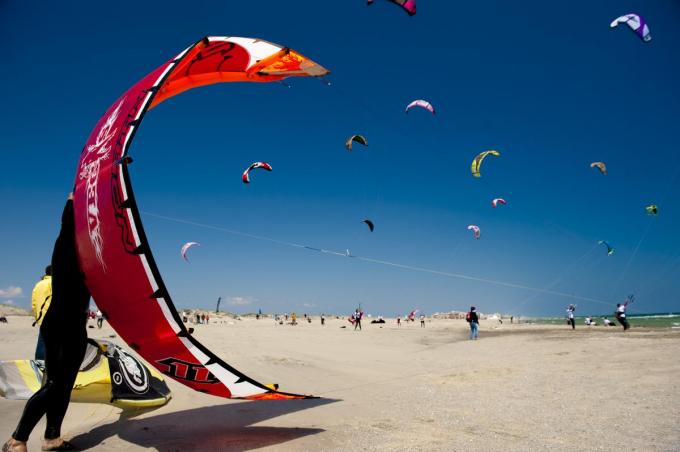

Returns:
41,438,76,451
2,439,28,452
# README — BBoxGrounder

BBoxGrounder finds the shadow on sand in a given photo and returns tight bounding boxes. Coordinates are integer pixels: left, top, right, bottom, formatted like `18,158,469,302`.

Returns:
71,398,338,451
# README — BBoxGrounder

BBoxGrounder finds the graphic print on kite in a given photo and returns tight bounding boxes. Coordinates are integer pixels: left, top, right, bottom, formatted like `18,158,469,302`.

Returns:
73,37,329,401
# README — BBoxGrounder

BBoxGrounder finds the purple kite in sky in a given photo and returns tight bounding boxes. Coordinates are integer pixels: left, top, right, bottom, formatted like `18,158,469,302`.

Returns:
610,14,651,43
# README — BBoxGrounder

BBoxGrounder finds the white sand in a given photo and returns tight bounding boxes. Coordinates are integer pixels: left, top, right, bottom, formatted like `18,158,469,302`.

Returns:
1,315,679,451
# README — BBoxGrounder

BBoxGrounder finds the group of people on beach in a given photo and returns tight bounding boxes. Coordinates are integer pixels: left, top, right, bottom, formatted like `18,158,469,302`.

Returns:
1,188,638,452
565,297,632,331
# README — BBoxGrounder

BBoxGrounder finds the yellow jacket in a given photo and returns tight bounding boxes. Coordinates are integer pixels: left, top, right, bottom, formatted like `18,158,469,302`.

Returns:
31,275,52,326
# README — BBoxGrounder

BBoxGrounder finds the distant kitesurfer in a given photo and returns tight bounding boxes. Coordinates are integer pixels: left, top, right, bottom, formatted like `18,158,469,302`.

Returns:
31,265,52,360
4,194,91,452
566,305,576,330
615,296,632,331
353,309,362,331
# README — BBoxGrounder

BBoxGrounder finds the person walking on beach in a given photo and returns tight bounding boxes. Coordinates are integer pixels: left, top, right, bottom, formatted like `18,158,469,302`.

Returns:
615,295,633,331
95,309,103,329
420,314,425,328
467,306,480,340
4,194,91,452
397,317,401,326
30,266,52,360
321,314,325,326
566,304,576,330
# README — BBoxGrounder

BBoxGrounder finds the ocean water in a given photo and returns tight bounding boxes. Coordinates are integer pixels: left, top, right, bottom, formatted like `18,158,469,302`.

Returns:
528,313,680,329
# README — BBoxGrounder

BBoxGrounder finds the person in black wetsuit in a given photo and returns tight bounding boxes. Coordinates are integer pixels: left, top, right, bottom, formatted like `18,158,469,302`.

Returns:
4,195,91,452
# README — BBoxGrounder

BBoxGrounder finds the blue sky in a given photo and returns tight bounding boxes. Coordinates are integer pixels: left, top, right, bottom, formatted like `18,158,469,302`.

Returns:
1,1,679,317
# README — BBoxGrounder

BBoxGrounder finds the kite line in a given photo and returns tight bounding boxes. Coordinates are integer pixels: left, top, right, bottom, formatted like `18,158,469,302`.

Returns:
142,211,615,307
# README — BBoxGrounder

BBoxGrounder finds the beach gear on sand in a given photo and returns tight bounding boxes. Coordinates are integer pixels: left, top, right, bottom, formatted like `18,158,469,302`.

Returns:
0,339,171,410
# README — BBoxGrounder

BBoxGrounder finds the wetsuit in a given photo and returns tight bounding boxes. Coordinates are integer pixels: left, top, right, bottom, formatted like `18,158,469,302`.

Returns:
13,200,90,442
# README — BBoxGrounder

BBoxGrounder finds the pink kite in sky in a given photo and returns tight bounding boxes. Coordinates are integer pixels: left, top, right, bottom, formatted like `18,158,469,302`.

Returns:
405,99,435,115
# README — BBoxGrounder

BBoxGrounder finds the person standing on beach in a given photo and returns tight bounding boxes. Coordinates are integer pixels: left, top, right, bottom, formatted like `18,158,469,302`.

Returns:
321,314,325,326
566,304,576,330
30,266,52,360
467,306,480,340
95,309,103,329
352,309,362,331
420,314,425,328
4,194,91,452
615,296,633,331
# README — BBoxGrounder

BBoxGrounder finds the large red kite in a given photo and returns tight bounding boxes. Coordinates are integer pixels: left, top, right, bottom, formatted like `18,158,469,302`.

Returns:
74,37,328,400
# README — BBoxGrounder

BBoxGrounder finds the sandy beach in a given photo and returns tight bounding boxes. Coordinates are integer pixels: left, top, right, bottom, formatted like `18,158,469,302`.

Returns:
1,315,678,451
